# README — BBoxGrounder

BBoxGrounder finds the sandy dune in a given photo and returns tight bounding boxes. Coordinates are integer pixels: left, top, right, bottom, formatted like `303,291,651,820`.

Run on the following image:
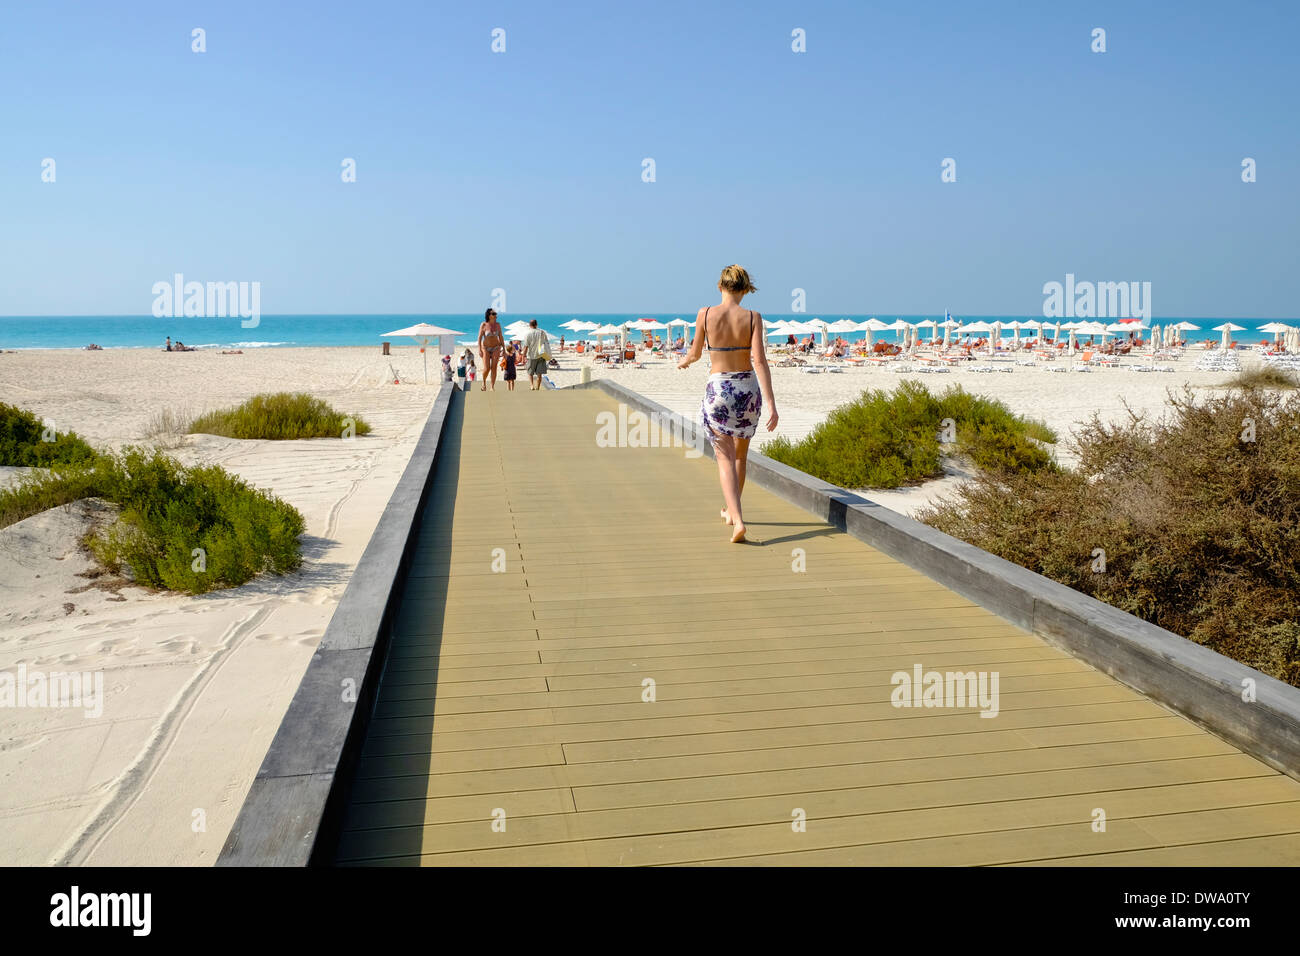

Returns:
0,347,436,864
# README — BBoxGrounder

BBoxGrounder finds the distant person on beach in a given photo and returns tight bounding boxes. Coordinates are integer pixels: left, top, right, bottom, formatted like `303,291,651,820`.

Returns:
165,336,172,351
478,308,504,391
441,354,452,382
677,264,778,544
523,319,550,390
456,353,467,388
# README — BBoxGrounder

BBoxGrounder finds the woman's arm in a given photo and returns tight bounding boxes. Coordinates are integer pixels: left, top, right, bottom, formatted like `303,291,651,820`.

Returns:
677,308,707,369
751,312,779,431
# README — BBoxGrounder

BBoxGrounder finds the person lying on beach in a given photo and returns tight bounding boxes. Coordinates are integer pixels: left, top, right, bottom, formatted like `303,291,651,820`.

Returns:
676,264,778,544
85,343,102,350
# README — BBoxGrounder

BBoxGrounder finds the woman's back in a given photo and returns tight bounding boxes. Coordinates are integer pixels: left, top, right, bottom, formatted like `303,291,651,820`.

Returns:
700,303,758,373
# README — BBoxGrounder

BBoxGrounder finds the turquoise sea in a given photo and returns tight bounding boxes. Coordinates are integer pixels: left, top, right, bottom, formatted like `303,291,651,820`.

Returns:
0,314,1289,350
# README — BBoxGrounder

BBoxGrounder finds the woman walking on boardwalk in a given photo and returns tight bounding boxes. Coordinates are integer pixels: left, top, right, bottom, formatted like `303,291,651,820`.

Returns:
677,265,779,543
478,308,505,391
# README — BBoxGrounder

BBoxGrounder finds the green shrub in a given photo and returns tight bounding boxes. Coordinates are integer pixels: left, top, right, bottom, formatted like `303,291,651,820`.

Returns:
189,392,372,440
920,387,1300,686
762,380,1055,488
965,421,1053,473
0,448,305,594
0,402,96,467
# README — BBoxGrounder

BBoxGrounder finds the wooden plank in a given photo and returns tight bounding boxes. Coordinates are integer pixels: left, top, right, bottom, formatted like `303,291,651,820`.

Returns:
697,802,1300,867
341,775,1300,866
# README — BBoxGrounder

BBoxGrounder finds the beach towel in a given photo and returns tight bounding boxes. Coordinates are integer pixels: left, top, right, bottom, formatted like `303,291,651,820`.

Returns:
699,370,762,443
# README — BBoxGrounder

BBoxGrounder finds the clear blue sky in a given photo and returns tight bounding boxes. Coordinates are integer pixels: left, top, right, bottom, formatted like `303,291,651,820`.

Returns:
2,0,1296,317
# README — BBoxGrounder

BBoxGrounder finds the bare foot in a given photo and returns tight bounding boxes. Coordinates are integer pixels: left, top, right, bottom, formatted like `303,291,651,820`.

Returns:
730,523,747,543
720,508,732,525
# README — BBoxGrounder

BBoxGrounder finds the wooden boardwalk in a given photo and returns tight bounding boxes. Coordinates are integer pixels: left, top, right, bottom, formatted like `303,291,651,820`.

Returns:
334,387,1300,865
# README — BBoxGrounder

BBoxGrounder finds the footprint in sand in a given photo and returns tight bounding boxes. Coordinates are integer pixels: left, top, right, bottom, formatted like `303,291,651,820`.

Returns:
155,637,201,655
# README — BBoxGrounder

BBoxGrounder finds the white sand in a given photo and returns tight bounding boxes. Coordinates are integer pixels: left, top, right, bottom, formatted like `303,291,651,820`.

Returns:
547,345,1256,515
0,346,437,864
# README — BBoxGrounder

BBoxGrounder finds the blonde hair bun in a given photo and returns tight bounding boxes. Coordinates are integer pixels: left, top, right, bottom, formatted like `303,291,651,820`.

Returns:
718,264,757,295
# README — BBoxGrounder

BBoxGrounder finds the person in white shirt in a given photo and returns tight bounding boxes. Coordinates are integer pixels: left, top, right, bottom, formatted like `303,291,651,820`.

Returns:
523,319,550,391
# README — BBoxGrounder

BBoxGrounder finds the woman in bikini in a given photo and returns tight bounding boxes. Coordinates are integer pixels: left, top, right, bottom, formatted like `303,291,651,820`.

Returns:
478,308,505,391
677,265,778,543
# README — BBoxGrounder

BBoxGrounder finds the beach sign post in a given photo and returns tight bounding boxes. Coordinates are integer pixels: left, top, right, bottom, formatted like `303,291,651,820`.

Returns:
383,323,464,383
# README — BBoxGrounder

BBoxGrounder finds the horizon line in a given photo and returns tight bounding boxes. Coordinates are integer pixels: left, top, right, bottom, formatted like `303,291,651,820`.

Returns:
3,312,1298,321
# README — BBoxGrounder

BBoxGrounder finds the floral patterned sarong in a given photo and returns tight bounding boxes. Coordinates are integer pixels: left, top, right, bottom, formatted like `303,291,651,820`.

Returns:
700,371,762,443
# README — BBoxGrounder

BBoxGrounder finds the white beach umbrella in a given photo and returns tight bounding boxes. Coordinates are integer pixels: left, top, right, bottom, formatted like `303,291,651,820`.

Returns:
629,318,668,346
382,322,465,383
827,319,859,333
559,319,588,331
912,318,939,345
766,322,796,338
1075,321,1106,343
666,317,693,345
1214,322,1246,350
1172,321,1200,346
883,319,911,343
1259,322,1291,346
805,318,831,346
853,320,879,349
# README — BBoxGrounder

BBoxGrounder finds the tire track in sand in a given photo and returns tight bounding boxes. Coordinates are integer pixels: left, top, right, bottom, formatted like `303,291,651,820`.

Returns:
48,602,276,865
